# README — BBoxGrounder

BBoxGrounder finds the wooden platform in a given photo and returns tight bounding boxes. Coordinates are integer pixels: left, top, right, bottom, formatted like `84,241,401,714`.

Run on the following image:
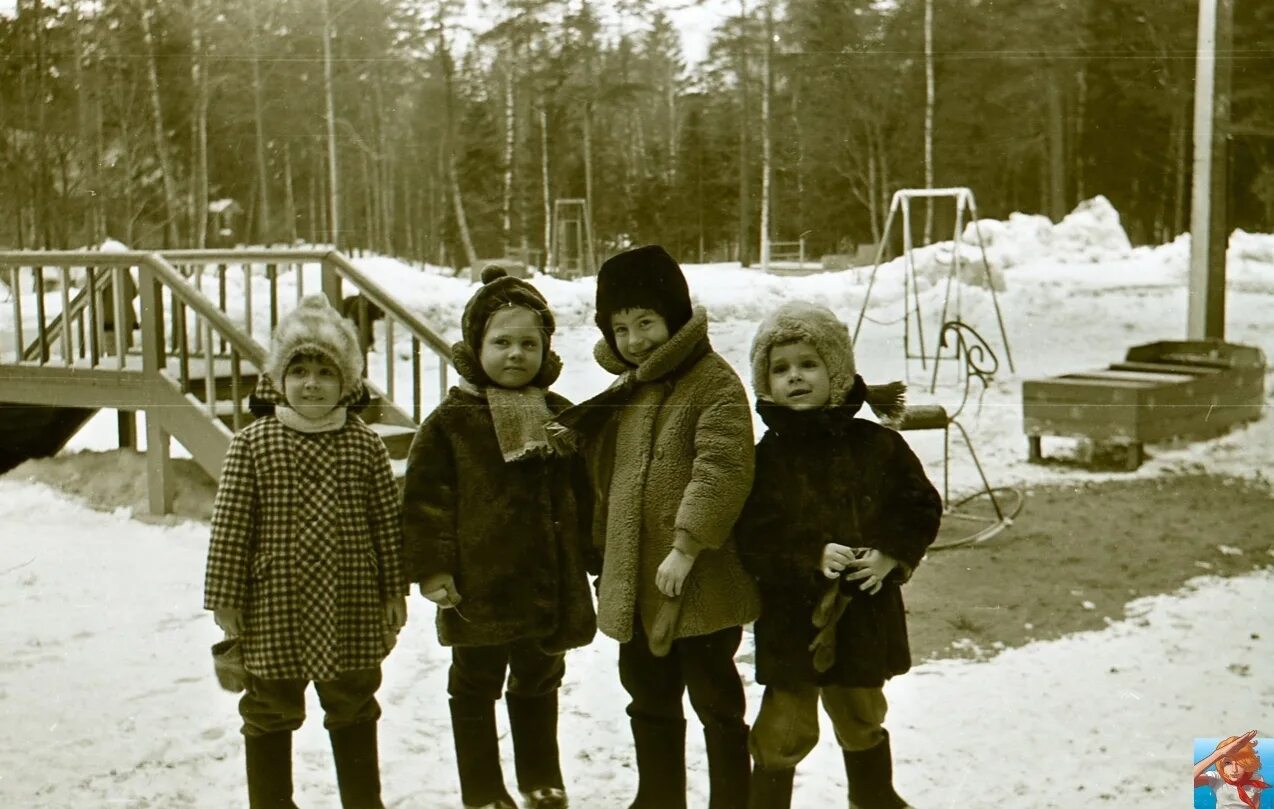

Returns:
1022,340,1266,469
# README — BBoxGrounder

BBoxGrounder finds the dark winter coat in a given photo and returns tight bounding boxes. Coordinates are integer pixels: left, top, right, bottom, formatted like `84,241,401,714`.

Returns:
400,387,596,653
735,379,942,688
204,415,408,681
582,308,761,644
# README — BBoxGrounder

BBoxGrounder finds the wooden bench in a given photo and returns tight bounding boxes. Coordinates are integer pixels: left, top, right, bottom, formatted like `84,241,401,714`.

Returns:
1022,340,1266,469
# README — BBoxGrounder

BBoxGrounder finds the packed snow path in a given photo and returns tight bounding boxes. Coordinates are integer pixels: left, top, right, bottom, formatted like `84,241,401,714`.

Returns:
0,479,1268,807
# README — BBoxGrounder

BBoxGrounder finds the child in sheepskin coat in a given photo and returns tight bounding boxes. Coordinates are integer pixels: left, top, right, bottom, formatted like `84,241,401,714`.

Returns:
736,301,942,809
553,245,761,809
204,294,408,809
402,267,596,809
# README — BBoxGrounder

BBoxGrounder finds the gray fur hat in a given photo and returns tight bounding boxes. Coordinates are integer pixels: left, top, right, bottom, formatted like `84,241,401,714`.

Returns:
750,301,858,405
263,294,364,399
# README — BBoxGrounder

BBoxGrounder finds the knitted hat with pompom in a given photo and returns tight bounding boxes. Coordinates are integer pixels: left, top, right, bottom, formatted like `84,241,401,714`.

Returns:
750,300,907,420
263,294,364,399
451,264,561,388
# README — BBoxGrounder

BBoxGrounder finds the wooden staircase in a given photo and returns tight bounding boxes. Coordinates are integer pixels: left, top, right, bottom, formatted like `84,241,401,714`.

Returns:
0,249,453,513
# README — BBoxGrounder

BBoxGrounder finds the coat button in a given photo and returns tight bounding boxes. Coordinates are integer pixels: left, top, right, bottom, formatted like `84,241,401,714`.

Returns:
655,448,664,459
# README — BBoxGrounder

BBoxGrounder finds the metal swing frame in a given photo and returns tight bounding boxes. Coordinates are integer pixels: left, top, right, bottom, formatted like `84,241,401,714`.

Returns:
896,321,1024,549
852,187,1015,392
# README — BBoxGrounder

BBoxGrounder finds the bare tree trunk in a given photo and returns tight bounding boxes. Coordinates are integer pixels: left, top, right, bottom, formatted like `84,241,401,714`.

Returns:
191,0,209,247
248,0,272,244
1172,99,1189,238
140,0,181,247
374,72,394,254
923,0,935,245
735,0,751,266
438,16,477,270
307,161,319,243
540,99,552,269
70,0,104,244
1073,67,1087,202
1046,75,1067,222
502,53,517,248
322,0,341,247
583,102,595,230
32,0,50,246
759,2,773,268
283,141,298,243
867,128,881,244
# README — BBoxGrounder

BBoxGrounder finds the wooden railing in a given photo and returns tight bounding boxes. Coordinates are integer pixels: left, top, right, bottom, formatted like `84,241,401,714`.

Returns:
160,249,454,422
1,248,454,512
1,250,267,429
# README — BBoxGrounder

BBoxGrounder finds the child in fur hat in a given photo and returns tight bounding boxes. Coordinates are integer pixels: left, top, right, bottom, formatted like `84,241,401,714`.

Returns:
553,244,760,809
402,266,596,809
203,293,408,809
735,301,942,809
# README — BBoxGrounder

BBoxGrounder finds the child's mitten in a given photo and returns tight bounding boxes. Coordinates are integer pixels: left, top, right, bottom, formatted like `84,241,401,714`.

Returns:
648,595,684,657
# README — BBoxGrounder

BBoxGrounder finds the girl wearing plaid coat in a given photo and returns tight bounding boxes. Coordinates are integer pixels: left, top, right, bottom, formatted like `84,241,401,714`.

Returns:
402,267,595,809
204,294,408,809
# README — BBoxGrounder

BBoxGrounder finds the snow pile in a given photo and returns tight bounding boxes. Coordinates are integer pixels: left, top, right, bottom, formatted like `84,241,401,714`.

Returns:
1048,195,1134,263
961,195,1133,275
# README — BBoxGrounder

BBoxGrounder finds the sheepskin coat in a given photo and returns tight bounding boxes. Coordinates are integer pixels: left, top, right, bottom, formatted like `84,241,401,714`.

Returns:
735,384,943,688
204,415,407,682
401,387,596,653
588,308,761,644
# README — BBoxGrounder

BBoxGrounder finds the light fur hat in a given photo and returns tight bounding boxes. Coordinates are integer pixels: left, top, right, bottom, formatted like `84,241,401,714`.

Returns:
750,300,857,405
264,294,364,398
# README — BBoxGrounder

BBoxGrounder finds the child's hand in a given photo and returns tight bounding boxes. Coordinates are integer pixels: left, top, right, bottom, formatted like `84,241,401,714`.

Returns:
420,573,462,608
214,607,244,636
656,548,695,598
821,543,857,579
843,549,899,595
384,596,407,631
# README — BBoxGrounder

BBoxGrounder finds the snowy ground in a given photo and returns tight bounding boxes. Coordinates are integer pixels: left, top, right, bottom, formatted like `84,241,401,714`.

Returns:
2,196,1273,806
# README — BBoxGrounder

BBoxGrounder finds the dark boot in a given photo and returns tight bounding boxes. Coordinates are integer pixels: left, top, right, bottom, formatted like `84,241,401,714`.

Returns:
628,716,687,809
245,731,299,809
747,766,795,809
330,721,386,809
843,731,911,809
449,697,516,809
506,691,567,807
704,724,751,809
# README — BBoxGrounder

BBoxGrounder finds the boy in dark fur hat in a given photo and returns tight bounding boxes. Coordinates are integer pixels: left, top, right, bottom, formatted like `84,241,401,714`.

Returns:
554,244,760,809
204,293,408,809
402,266,596,809
735,301,942,809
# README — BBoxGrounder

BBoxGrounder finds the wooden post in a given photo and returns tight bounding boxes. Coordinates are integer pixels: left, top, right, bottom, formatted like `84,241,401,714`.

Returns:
117,410,136,451
145,411,173,515
138,263,172,515
1187,0,1233,340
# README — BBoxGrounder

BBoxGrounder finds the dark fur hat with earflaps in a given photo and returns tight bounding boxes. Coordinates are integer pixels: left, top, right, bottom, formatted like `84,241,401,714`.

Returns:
594,244,693,361
451,264,562,388
750,300,906,421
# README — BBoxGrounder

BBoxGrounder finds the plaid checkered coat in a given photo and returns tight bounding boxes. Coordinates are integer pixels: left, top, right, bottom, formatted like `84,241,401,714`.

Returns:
204,414,408,681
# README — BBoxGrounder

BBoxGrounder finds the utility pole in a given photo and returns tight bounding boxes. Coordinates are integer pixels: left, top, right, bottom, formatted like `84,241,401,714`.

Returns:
1187,0,1233,340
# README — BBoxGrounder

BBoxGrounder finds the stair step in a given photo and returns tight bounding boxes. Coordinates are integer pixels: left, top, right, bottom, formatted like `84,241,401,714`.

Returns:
368,421,416,459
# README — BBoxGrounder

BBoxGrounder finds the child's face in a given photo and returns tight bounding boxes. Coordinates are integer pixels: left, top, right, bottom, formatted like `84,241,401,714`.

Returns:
768,341,831,410
610,308,670,366
283,355,342,418
480,306,544,389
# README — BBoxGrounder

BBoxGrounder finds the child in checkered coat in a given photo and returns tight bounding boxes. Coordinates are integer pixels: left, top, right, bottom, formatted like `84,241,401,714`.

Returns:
204,294,408,809
402,267,596,809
